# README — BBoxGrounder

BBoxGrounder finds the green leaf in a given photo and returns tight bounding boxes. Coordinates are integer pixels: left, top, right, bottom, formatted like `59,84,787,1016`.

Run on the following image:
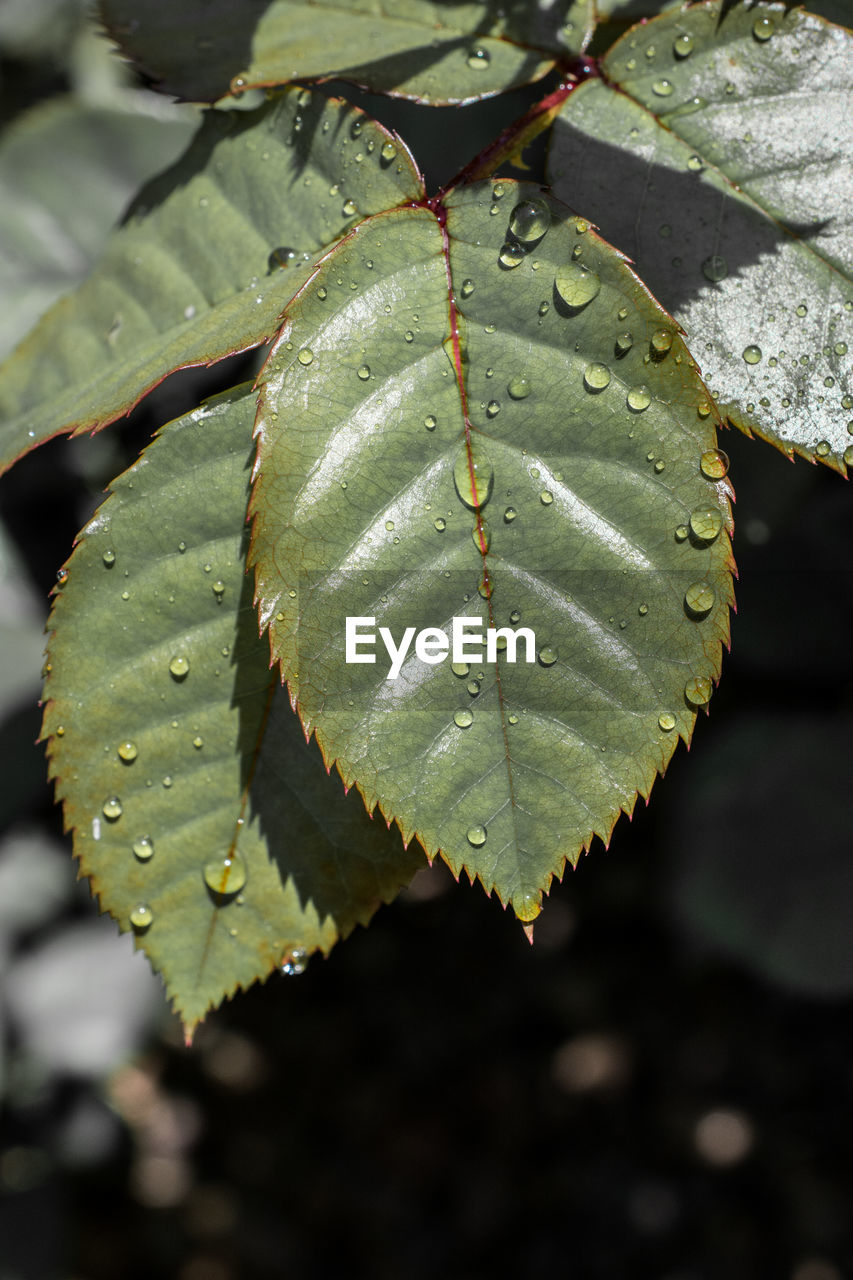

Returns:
100,0,593,106
0,96,197,364
0,86,422,476
41,386,423,1032
549,2,853,471
249,181,735,922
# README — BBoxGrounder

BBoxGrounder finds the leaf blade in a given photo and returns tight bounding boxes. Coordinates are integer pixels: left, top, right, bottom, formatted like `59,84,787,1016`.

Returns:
41,385,423,1031
250,183,735,919
0,87,423,475
100,0,594,105
549,2,853,470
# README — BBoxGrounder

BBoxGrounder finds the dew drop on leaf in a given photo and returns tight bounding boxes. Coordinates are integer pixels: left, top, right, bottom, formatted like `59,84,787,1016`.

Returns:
540,490,554,505
467,824,487,847
169,655,190,680
102,796,123,821
509,199,551,244
555,262,600,310
752,15,774,40
684,676,713,707
297,347,314,366
380,141,397,162
454,708,474,729
281,947,308,976
651,329,673,356
504,507,517,523
584,362,611,392
615,332,633,355
627,385,652,412
117,740,137,763
652,79,674,97
357,364,371,380
130,903,153,930
499,242,525,269
538,646,557,667
702,255,728,283
102,549,116,567
453,447,494,511
203,852,248,897
467,47,490,69
658,712,677,731
699,449,730,480
684,581,716,619
689,508,723,543
742,344,762,365
424,414,437,431
133,836,154,861
815,440,831,457
673,33,694,57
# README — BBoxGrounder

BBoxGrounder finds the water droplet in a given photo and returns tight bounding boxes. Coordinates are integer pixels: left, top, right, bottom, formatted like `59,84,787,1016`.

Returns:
509,198,551,244
673,32,694,57
192,736,204,750
282,947,308,976
467,679,480,696
508,376,531,399
815,440,831,458
342,199,358,216
434,517,446,532
638,603,649,616
540,490,554,506
297,347,314,366
687,154,704,173
55,725,65,737
169,655,189,680
658,711,676,731
651,329,673,356
132,836,154,861
796,303,808,318
684,676,712,707
652,79,674,97
499,241,525,269
453,446,494,511
835,341,847,356
674,524,689,542
451,661,469,678
689,508,723,543
486,400,501,418
742,344,762,365
538,646,557,667
555,262,600,310
56,568,68,586
504,507,517,523
102,549,116,567
467,47,490,70
130,903,153,930
467,824,487,847
538,301,550,317
472,522,491,552
103,796,123,821
118,740,137,763
615,331,633,355
844,445,853,467
212,580,226,600
702,255,728,283
653,459,666,474
697,400,711,418
203,852,248,897
700,449,730,480
684,581,716,618
454,708,474,729
752,15,774,40
584,362,611,392
424,414,437,431
627,385,652,412
357,364,371,380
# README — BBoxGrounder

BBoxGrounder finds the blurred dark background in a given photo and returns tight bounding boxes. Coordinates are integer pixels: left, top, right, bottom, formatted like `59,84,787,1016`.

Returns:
2,3,853,1278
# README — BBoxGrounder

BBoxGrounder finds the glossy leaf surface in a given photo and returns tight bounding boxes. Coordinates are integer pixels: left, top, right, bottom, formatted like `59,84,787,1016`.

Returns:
41,387,423,1030
250,181,735,921
0,87,422,475
550,2,853,470
101,0,593,105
